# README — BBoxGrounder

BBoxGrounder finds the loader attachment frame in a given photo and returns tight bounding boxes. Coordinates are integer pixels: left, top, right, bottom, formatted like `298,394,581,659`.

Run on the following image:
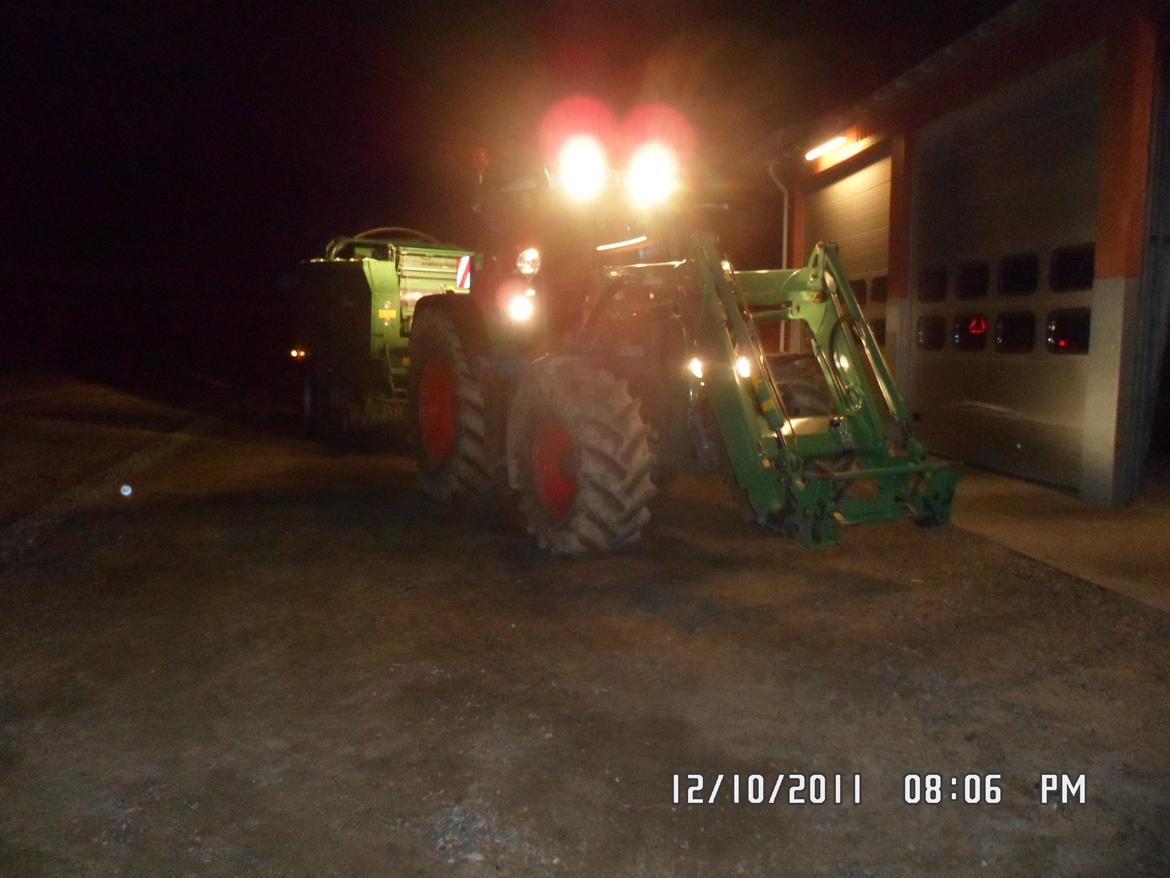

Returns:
691,237,957,548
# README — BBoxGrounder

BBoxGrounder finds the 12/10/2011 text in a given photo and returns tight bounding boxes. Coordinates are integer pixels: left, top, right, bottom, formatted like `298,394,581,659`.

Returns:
673,773,862,806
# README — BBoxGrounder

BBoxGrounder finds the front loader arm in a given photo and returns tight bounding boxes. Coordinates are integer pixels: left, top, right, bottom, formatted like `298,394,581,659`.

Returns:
695,237,957,547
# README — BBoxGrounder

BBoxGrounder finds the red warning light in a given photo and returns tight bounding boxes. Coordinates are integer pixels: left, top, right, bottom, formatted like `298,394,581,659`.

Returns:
967,316,988,336
1058,338,1068,348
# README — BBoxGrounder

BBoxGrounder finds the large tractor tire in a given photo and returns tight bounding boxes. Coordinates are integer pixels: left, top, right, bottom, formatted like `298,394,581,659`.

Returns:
407,309,502,501
507,359,656,554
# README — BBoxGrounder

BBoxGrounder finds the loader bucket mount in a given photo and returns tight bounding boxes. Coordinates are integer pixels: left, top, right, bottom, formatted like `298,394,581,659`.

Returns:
693,237,957,548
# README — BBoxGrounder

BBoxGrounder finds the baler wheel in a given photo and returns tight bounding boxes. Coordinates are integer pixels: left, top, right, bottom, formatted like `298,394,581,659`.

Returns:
301,371,320,436
301,367,351,439
407,310,502,501
507,360,656,554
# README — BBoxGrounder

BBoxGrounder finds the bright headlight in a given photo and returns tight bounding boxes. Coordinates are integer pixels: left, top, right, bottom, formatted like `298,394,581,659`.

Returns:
735,355,753,378
558,135,607,202
506,291,536,322
627,141,678,208
516,247,541,275
688,357,704,379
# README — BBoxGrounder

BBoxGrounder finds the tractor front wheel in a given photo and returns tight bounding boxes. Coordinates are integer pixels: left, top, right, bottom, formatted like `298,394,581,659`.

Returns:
507,359,656,554
770,357,834,417
407,309,502,501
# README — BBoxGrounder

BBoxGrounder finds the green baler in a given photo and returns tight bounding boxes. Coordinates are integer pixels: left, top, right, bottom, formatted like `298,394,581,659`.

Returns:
293,227,473,433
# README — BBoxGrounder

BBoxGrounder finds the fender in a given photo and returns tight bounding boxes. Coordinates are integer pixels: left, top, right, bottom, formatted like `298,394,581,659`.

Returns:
412,293,492,368
410,291,514,465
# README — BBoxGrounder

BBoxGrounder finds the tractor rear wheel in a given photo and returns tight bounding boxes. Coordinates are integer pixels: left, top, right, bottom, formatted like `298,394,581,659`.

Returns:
507,359,656,554
407,309,501,501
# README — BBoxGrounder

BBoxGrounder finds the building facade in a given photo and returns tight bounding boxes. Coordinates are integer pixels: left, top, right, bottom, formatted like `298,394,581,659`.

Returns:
766,0,1170,504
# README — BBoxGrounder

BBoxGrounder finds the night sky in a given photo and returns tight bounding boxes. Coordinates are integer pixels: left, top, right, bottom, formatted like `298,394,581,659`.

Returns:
6,0,1012,358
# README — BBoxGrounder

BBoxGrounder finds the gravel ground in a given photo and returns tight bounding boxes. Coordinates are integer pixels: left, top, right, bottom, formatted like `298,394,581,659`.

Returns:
0,375,197,527
1,378,1168,876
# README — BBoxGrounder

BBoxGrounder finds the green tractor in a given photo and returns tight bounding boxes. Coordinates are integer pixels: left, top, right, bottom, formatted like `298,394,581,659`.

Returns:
292,227,473,436
406,118,957,553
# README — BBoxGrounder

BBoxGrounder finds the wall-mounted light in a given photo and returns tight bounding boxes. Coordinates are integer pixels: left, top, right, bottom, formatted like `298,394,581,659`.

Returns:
804,135,847,162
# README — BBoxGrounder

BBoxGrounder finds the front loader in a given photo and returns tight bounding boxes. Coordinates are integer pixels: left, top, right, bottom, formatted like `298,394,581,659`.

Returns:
407,117,956,552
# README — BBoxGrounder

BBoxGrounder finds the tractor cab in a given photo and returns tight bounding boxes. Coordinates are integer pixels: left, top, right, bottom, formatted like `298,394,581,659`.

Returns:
469,136,694,355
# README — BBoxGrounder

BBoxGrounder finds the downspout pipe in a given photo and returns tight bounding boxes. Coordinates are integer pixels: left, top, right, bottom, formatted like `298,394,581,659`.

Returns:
766,160,789,269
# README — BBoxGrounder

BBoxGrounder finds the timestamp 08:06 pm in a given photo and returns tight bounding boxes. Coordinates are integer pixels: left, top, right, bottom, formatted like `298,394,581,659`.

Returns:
673,773,863,806
904,773,1086,805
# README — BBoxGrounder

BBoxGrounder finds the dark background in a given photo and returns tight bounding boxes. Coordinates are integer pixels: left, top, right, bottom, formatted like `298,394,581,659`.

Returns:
3,0,1012,385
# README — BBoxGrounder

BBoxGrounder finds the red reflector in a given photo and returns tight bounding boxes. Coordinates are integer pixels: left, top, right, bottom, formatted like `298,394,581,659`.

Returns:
1058,338,1068,348
968,316,988,335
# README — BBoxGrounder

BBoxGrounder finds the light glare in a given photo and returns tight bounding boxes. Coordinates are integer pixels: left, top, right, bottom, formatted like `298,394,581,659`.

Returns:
595,234,648,252
804,135,847,162
735,355,753,378
558,135,607,202
627,142,678,207
516,247,541,275
506,294,536,322
688,357,704,379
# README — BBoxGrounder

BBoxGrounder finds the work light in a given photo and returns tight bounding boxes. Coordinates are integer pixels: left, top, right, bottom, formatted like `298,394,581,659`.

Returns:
506,289,536,322
558,135,607,202
626,141,678,208
516,247,541,275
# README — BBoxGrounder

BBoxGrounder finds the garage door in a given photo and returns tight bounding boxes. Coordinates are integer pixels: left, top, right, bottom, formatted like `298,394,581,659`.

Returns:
908,45,1103,489
804,152,891,344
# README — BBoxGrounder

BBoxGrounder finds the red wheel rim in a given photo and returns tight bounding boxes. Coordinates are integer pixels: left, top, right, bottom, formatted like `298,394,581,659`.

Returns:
418,356,456,465
532,419,577,521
